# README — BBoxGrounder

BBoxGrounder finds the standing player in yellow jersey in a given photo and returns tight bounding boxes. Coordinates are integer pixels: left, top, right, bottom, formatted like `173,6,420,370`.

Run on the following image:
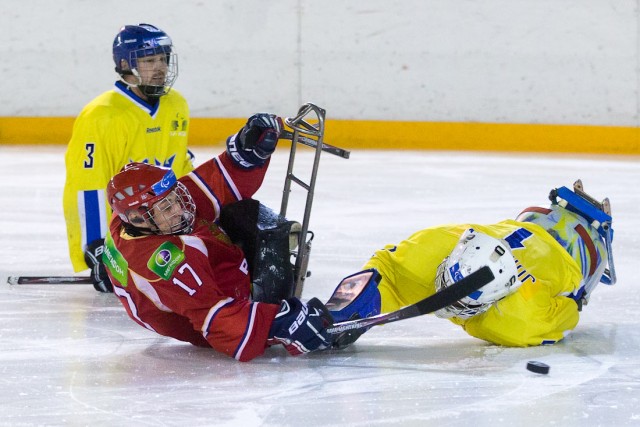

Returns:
63,24,193,292
326,181,616,349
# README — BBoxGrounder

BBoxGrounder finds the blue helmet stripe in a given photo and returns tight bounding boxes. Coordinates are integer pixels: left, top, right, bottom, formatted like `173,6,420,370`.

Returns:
151,169,177,196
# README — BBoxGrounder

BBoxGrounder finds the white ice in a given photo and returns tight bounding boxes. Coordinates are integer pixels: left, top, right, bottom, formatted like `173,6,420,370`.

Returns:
1,145,639,426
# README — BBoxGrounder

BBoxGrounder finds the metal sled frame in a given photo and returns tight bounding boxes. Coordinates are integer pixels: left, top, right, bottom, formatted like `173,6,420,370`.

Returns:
279,103,350,298
549,179,617,286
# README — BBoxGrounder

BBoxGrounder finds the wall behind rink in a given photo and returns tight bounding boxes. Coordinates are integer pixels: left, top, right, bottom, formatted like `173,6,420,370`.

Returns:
0,0,638,153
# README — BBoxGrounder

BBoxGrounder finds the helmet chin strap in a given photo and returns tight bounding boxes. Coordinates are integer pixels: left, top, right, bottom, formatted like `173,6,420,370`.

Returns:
124,209,162,236
116,69,165,100
115,66,134,76
123,223,157,237
138,84,165,99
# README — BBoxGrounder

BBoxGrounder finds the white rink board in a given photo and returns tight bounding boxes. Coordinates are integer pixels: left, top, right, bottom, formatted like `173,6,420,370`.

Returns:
0,0,637,125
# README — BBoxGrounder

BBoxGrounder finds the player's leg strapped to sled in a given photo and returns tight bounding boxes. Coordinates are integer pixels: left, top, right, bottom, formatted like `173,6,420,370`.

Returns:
516,179,616,309
219,199,303,304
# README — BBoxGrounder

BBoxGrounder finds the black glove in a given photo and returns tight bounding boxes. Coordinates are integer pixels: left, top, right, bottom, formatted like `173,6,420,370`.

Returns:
84,238,113,293
332,313,367,350
268,297,333,356
227,113,282,169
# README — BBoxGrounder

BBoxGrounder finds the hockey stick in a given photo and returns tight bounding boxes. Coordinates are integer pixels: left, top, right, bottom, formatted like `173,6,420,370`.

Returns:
7,276,93,285
280,130,350,159
326,266,494,337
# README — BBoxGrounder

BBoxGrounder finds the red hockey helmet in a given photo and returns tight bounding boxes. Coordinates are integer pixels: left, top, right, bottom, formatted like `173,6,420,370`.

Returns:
107,162,195,234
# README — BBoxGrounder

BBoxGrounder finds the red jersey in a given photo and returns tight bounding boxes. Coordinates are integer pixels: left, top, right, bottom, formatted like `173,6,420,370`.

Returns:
104,152,280,361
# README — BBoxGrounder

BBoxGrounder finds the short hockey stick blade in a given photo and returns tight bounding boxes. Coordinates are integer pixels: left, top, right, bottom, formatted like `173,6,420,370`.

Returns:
7,276,93,285
280,130,350,159
326,266,494,336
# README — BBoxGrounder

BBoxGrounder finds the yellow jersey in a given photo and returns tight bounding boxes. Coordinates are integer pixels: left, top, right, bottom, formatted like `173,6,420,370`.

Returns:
63,82,193,271
362,220,584,346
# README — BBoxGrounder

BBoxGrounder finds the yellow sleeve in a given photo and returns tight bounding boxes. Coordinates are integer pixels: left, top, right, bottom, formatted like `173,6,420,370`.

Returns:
63,105,127,271
362,225,467,312
457,282,580,346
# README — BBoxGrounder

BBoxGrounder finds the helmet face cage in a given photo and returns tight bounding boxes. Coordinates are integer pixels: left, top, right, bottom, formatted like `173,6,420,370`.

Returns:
434,230,521,320
128,45,178,97
434,257,491,318
113,24,178,98
139,181,195,235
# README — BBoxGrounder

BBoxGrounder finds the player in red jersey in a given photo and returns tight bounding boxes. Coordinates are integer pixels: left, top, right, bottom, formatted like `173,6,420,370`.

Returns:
102,113,333,361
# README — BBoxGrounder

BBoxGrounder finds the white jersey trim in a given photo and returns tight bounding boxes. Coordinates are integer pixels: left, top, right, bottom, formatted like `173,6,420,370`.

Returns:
187,171,222,218
214,156,242,201
77,188,107,250
113,285,157,332
180,235,208,256
234,302,259,361
201,297,235,339
131,270,173,312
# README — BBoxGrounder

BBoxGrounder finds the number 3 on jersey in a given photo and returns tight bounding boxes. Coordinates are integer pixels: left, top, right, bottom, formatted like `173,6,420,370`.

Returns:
84,142,95,168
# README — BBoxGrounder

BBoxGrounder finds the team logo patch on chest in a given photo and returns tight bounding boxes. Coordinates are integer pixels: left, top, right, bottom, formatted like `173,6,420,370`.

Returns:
104,233,129,286
148,241,185,280
199,219,233,245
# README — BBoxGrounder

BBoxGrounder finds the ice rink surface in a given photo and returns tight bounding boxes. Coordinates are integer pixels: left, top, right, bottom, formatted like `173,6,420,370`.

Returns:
1,144,639,426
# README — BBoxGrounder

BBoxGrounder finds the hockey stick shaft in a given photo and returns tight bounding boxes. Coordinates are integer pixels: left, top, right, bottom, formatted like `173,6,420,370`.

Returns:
326,266,494,336
7,276,93,285
280,130,350,159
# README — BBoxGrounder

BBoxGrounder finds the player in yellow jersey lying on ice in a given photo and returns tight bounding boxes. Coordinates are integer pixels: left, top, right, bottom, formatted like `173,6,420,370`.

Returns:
326,180,616,349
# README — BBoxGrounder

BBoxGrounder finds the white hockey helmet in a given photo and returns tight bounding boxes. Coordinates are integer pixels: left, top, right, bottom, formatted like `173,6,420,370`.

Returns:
434,229,521,319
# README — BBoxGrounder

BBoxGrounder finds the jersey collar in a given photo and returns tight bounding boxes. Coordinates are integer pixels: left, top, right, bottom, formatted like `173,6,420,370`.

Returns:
114,81,160,117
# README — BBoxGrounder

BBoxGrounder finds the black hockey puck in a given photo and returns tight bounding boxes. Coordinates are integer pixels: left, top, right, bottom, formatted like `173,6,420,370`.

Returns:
526,361,550,374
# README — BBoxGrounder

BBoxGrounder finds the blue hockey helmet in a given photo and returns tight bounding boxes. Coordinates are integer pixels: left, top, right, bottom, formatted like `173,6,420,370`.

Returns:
112,23,178,98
